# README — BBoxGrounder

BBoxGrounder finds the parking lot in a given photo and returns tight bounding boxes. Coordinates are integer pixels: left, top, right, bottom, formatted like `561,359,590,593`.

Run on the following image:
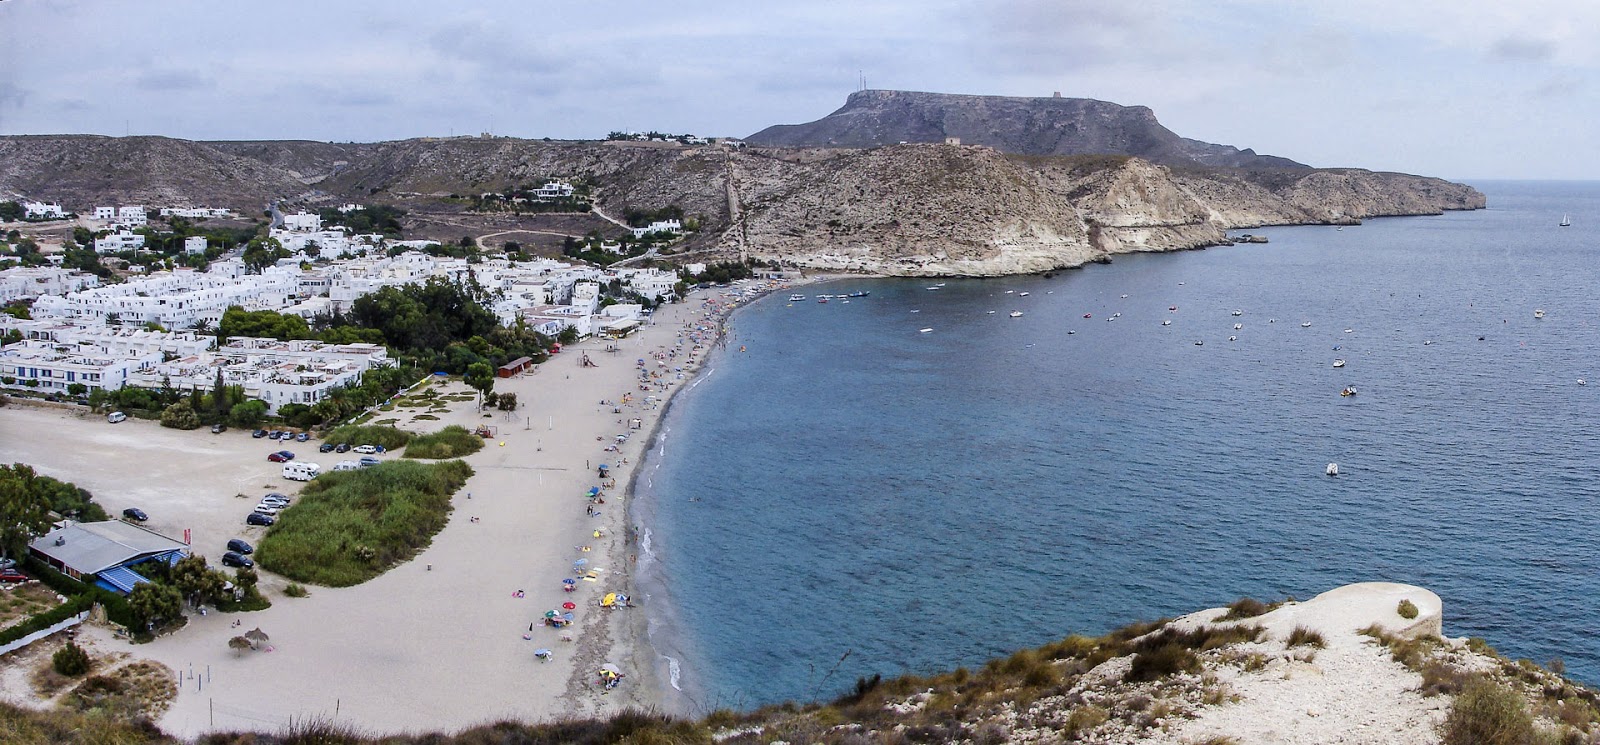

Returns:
0,404,388,583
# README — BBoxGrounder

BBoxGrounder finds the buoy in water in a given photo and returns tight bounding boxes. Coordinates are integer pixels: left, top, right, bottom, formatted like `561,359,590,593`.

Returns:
1326,463,1339,477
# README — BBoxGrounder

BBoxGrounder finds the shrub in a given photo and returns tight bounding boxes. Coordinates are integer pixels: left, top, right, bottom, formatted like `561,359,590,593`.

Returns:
255,459,473,586
1398,599,1420,619
1127,643,1199,683
1219,597,1270,621
1065,705,1109,735
1286,625,1326,648
1441,678,1541,745
158,400,201,430
52,641,91,676
284,583,309,598
320,424,413,449
402,425,485,459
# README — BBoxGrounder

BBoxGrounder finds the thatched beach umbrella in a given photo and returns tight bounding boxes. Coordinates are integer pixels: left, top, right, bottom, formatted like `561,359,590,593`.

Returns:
228,636,251,654
244,627,269,648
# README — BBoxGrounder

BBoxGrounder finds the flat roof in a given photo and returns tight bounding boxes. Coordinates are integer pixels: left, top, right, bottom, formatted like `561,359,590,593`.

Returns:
29,520,189,576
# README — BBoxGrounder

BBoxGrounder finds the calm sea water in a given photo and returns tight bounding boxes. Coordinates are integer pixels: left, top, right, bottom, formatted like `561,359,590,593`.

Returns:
634,180,1600,712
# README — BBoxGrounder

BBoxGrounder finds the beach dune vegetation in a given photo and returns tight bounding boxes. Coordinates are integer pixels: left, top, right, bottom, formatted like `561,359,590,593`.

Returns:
255,459,473,586
321,424,414,450
403,426,485,459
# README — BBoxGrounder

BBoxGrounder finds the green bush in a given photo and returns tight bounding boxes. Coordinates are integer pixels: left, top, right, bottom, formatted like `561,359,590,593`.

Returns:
1127,642,1199,683
1286,625,1327,648
1441,678,1541,745
1398,599,1420,619
402,426,485,459
283,583,309,598
255,459,473,586
52,641,91,676
321,424,414,449
1219,597,1270,621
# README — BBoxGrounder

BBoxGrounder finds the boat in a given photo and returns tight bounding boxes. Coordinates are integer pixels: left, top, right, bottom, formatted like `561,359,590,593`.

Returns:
987,310,996,314
1194,340,1204,346
1333,359,1346,368
1344,329,1354,334
1231,310,1243,317
817,296,827,303
1228,336,1237,341
1233,323,1243,330
1112,312,1121,318
1005,290,1014,294
1083,313,1093,319
1019,292,1030,297
1326,463,1339,477
848,291,869,298
1535,309,1546,319
1301,322,1312,328
1341,386,1358,397
926,286,941,291
789,294,805,302
1009,311,1023,318
919,328,933,333
1162,320,1172,326
1336,227,1344,231
1561,214,1571,227
1580,379,1587,386
1169,306,1178,311
1120,294,1129,299
1106,316,1116,322
1067,330,1076,335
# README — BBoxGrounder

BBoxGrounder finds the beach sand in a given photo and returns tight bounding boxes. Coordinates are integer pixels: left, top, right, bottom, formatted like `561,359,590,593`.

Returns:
0,278,802,737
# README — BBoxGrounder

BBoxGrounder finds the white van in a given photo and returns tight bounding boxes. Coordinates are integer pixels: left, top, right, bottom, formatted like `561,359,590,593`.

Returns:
282,462,321,481
333,460,360,472
106,411,127,423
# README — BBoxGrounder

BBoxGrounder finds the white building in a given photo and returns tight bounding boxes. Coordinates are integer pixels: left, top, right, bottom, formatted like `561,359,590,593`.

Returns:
114,206,148,228
630,219,682,239
159,207,233,219
281,212,321,232
184,236,208,255
94,232,146,254
142,338,391,413
23,202,68,220
0,267,101,303
32,266,299,329
531,181,575,200
93,207,116,221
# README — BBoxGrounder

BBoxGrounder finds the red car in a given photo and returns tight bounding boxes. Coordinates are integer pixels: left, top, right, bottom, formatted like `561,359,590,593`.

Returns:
0,569,27,583
267,450,295,463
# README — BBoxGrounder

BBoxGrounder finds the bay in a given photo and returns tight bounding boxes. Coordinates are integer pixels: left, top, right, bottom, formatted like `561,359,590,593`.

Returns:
635,180,1600,712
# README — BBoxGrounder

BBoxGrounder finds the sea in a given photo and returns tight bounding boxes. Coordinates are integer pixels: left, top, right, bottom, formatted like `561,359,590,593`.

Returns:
633,180,1600,713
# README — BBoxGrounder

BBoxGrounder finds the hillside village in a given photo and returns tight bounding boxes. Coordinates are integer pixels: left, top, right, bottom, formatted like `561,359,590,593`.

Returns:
0,198,704,416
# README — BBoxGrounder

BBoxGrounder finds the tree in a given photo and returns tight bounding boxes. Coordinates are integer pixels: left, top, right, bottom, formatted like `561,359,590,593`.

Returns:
160,400,201,430
169,555,226,607
52,641,91,676
557,327,579,345
66,383,87,397
127,582,184,629
0,201,22,221
0,464,54,559
228,399,268,428
212,367,230,420
496,392,519,411
464,362,495,407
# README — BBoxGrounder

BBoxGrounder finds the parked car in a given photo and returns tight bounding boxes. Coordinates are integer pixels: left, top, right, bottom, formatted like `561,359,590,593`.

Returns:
261,495,291,506
252,429,268,438
221,552,255,568
106,411,127,424
318,442,336,453
252,504,280,515
358,455,382,467
0,569,27,583
333,460,360,472
0,557,15,570
334,443,351,453
211,423,228,434
267,451,295,463
246,512,275,526
263,492,287,501
122,507,148,522
353,444,378,454
227,538,254,554
295,432,310,442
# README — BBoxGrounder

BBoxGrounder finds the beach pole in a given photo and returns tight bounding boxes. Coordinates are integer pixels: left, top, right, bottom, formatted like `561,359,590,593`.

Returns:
210,698,213,727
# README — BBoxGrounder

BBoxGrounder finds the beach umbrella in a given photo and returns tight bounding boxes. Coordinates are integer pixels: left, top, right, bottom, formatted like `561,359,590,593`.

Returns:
228,636,252,654
534,648,552,659
601,593,617,608
600,663,622,676
244,628,269,645
562,612,574,621
562,602,576,610
573,559,588,567
545,610,560,618
562,578,576,585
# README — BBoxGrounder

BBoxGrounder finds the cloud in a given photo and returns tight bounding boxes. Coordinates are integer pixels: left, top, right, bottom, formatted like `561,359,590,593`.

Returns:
1490,36,1556,62
135,69,213,92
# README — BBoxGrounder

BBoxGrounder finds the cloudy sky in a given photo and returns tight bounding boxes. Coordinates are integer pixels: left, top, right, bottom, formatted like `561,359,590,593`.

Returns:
0,0,1594,179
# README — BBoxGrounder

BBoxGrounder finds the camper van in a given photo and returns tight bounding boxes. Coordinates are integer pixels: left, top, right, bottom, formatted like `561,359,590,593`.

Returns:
282,461,321,481
106,411,127,423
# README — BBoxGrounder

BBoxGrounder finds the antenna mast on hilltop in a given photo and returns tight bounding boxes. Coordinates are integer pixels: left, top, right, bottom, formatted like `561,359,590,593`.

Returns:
858,70,866,92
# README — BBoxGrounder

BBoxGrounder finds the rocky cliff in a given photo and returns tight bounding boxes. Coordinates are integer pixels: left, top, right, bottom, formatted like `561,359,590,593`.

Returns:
747,90,1308,170
0,131,1484,277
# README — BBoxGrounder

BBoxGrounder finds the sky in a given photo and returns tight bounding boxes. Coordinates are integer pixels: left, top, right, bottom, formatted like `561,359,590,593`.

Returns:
0,0,1595,180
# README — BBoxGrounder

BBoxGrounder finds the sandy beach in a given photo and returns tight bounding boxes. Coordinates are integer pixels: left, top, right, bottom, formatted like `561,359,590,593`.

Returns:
0,277,808,737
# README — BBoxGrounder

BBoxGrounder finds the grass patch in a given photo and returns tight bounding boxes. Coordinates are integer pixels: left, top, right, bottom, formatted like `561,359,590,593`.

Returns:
413,414,440,421
1441,677,1544,745
255,460,474,586
403,425,485,459
283,583,309,598
1398,598,1419,619
1359,624,1443,671
1286,625,1326,648
320,424,414,449
1218,597,1273,621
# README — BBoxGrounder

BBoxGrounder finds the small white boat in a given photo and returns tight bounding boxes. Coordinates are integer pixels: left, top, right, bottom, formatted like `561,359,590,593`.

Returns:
1005,290,1014,294
1009,311,1024,318
1067,330,1076,335
1333,359,1346,368
1535,309,1546,319
987,310,996,314
1019,292,1030,297
789,294,805,302
1161,320,1172,326
1106,316,1116,322
1579,379,1587,386
919,328,933,333
1120,294,1129,299
1560,214,1571,227
1194,340,1204,346
1112,312,1121,318
1231,310,1243,317
1344,328,1354,334
910,309,920,313
926,286,941,291
1336,227,1344,231
1301,322,1312,328
1228,336,1237,341
1233,323,1243,330
1326,463,1339,477
1341,386,1358,397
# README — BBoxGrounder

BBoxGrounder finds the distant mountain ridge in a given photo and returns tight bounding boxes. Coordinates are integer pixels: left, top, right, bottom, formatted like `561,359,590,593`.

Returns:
747,89,1308,169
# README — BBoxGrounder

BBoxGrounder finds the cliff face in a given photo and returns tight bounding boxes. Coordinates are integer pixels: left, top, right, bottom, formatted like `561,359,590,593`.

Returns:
747,89,1308,170
0,134,1485,278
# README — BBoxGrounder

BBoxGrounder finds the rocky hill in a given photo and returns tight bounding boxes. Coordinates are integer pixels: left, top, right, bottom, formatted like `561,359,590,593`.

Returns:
0,128,1484,277
747,90,1308,169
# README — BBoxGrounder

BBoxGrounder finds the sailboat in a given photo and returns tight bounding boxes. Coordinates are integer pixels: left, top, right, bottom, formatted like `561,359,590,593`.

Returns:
1560,214,1572,227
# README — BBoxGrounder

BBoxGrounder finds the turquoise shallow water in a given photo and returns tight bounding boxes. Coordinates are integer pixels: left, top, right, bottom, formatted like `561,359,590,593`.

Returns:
634,180,1600,712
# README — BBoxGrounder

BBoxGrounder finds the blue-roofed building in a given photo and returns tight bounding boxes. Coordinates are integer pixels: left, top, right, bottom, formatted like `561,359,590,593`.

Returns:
28,520,190,595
